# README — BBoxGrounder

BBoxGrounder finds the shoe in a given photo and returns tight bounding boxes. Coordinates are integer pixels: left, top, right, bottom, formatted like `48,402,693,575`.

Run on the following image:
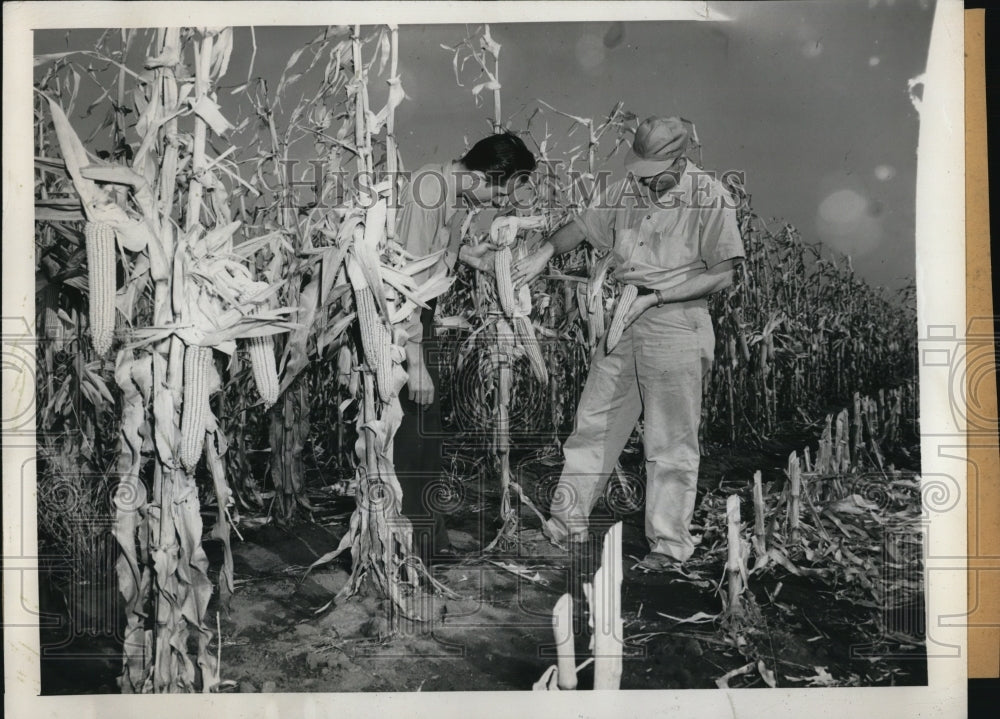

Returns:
635,552,683,573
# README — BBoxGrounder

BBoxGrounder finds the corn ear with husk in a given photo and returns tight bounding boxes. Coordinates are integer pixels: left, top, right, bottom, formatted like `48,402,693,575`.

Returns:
180,344,213,473
513,315,548,385
356,287,394,403
247,335,279,408
345,257,394,403
494,245,518,316
585,252,614,347
606,284,638,353
587,251,614,314
85,220,117,356
239,281,280,408
336,344,353,389
489,214,547,319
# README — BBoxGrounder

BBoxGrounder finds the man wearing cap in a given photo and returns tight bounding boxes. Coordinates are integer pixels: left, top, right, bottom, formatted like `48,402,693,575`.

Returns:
512,116,745,570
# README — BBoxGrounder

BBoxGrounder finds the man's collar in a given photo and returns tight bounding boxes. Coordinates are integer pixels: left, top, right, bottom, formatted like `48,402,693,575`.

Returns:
655,160,701,206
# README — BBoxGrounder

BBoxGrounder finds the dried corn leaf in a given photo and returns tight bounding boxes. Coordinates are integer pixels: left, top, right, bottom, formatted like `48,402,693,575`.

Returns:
715,661,754,689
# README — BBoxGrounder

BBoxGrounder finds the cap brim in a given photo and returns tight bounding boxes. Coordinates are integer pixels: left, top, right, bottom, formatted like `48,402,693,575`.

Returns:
624,149,678,178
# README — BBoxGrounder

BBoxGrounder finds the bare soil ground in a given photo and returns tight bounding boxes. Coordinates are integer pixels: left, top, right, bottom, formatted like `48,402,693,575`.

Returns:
39,441,927,694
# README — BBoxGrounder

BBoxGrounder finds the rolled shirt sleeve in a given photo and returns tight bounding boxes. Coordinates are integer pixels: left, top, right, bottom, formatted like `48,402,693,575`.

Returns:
571,180,623,252
572,206,615,252
699,185,745,270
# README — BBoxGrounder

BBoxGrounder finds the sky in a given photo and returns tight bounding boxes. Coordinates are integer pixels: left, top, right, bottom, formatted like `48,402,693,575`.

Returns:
35,0,935,291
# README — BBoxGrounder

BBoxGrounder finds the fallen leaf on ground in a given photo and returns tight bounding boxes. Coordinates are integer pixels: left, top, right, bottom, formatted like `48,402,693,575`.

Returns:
655,611,721,625
786,665,838,686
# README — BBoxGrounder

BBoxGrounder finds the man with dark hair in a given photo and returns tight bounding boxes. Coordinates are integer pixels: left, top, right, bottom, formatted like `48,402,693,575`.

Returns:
458,132,538,188
395,132,537,566
512,116,744,571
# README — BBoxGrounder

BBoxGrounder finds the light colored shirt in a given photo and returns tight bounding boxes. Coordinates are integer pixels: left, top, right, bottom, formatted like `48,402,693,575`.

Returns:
574,162,745,292
396,162,467,343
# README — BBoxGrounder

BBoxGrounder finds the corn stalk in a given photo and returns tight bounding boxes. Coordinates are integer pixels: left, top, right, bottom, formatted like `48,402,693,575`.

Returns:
303,25,457,618
473,216,548,551
35,26,299,693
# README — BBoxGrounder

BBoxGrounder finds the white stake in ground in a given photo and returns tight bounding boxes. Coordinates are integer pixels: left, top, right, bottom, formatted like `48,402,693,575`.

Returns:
752,470,766,557
726,495,744,617
540,521,623,690
787,451,802,543
592,521,623,689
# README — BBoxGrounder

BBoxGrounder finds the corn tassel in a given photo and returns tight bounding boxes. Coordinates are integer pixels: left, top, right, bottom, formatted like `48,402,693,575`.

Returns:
513,315,548,385
605,284,639,353
494,245,518,316
180,345,213,473
84,220,116,356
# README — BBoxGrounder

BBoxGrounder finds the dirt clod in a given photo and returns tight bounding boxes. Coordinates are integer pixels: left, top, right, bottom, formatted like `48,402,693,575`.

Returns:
294,622,319,637
683,638,704,657
360,615,391,639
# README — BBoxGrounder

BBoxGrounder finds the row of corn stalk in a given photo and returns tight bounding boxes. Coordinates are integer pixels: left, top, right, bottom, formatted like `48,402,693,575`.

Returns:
33,24,919,690
36,27,292,692
706,178,917,444
34,59,123,591
33,23,456,691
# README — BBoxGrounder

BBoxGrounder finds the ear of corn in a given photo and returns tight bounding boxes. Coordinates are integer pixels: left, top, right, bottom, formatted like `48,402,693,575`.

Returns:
248,335,279,408
513,315,548,385
336,344,353,389
84,220,117,356
590,316,605,349
587,251,614,314
575,282,589,323
354,284,394,403
589,296,606,348
510,241,535,317
345,255,397,403
494,245,517,316
237,281,280,408
180,344,213,473
605,284,638,353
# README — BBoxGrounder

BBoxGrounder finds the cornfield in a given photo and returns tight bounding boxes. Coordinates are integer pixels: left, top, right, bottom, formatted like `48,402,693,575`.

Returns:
32,23,919,693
